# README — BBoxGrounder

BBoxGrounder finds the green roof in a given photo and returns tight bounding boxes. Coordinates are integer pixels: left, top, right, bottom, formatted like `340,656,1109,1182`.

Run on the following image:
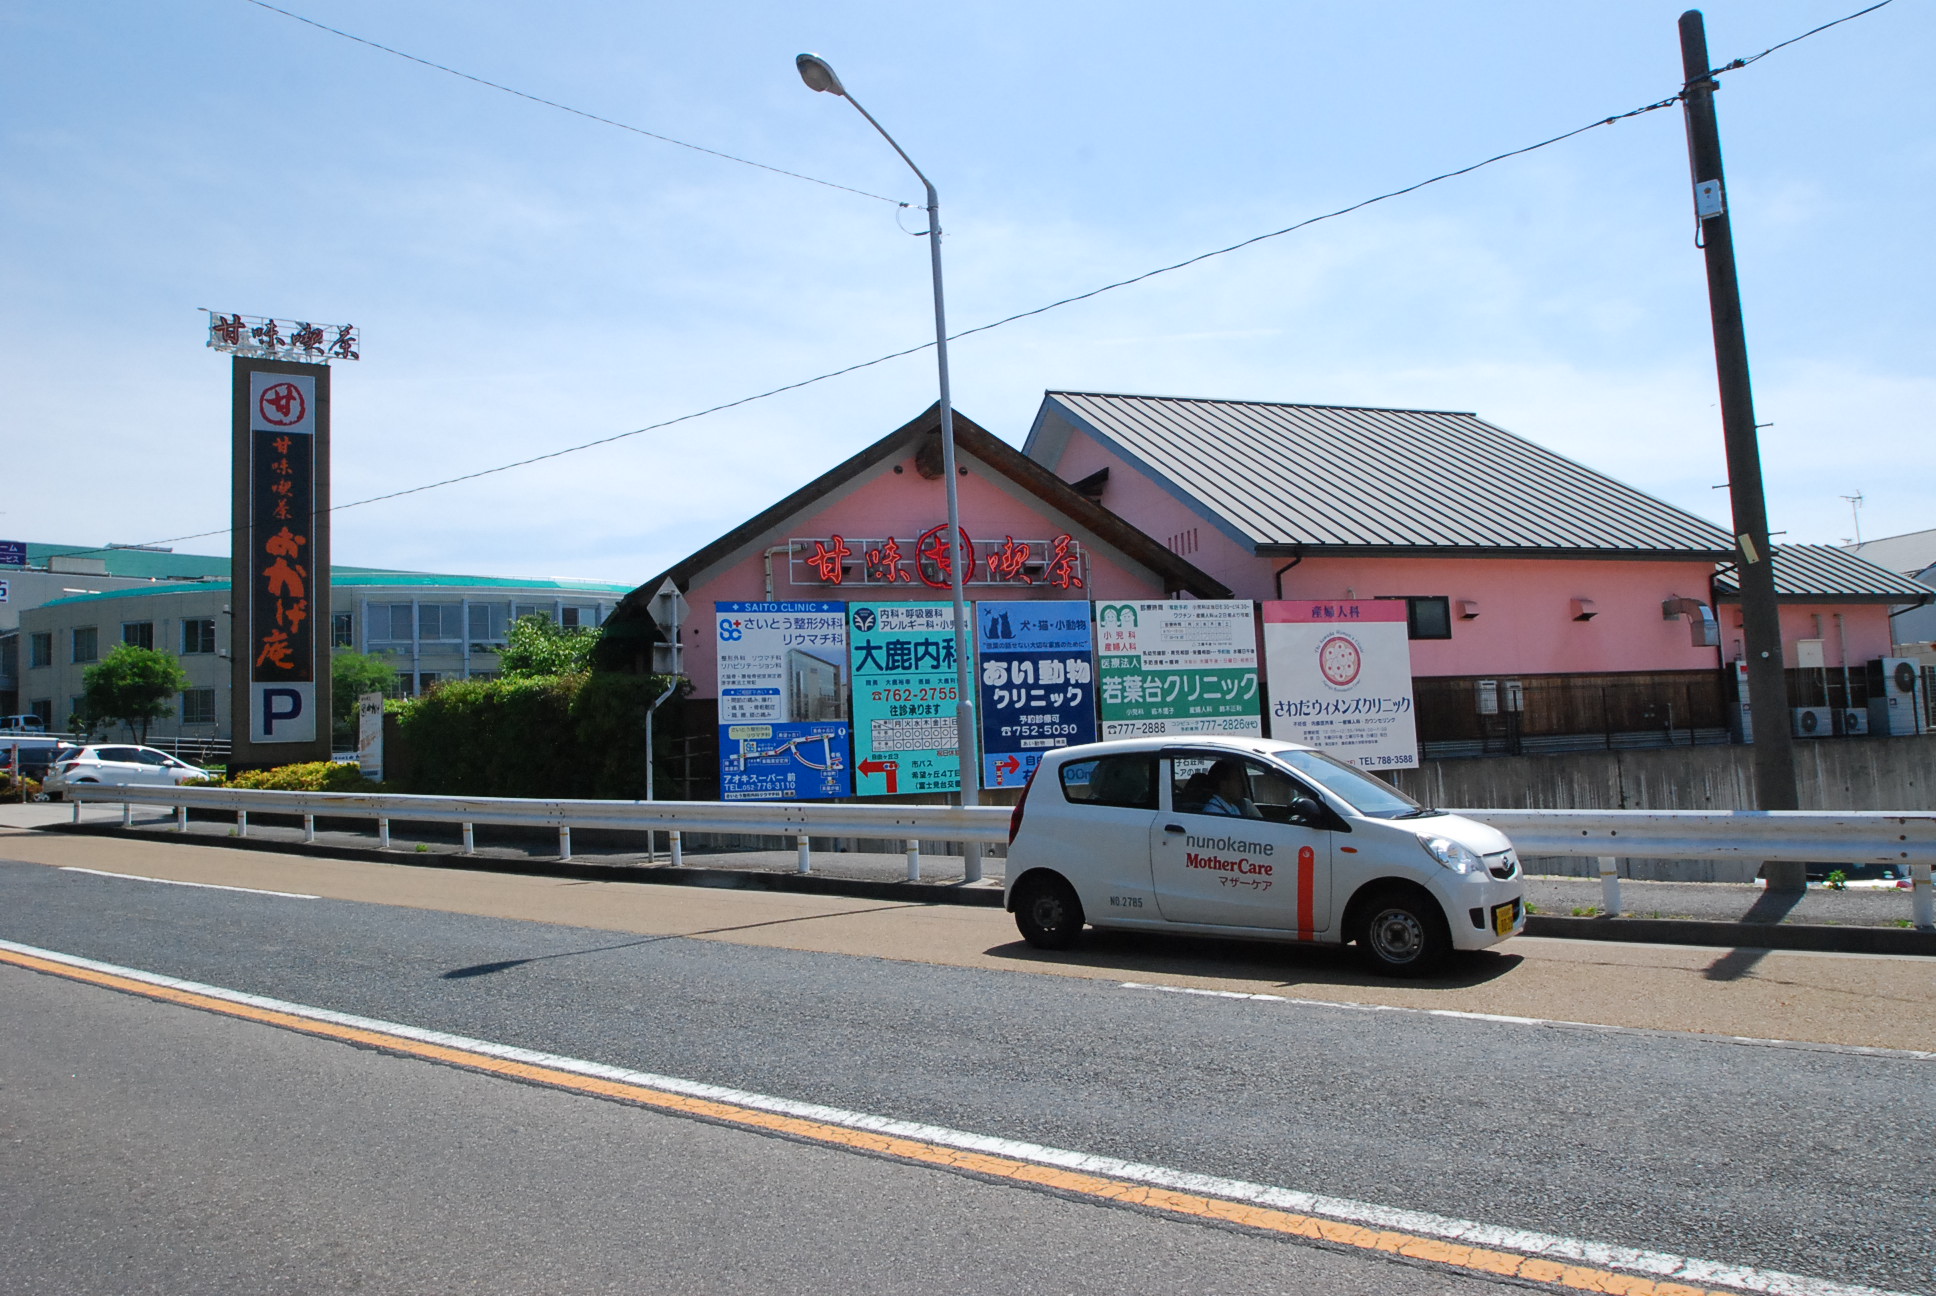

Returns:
24,541,229,579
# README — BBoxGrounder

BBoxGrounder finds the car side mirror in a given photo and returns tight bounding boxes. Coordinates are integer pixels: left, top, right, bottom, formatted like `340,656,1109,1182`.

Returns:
1289,795,1322,824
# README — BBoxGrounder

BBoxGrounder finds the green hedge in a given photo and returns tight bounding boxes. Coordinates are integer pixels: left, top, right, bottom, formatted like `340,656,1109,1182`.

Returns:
393,671,675,799
227,761,377,792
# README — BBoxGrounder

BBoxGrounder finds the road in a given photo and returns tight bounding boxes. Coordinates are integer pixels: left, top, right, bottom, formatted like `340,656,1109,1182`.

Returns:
2,830,1932,1295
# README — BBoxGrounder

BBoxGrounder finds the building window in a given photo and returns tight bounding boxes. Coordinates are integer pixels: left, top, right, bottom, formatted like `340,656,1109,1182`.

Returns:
416,672,441,692
72,627,99,663
371,603,414,641
29,632,53,669
332,612,354,648
468,602,508,647
182,619,217,655
122,621,154,650
1406,597,1453,640
29,700,53,728
181,688,217,725
418,604,462,641
513,603,552,625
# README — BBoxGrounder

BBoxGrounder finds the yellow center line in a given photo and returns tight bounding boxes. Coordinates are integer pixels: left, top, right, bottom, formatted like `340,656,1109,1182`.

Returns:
0,944,1738,1296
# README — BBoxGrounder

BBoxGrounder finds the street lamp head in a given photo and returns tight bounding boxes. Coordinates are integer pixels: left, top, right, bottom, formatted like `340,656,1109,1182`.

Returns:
795,53,846,97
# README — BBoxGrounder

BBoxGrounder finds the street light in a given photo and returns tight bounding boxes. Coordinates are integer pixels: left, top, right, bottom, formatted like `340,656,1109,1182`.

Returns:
797,52,983,881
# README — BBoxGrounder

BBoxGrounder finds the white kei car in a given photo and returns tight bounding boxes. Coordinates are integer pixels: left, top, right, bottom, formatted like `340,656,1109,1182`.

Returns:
1002,735,1525,976
43,744,211,797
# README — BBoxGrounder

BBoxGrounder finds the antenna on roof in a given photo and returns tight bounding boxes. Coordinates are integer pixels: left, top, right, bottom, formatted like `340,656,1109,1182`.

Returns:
1840,491,1864,546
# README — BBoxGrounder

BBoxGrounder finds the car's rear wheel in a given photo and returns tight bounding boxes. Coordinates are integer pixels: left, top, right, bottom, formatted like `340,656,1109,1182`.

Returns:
1013,873,1084,950
1356,886,1450,978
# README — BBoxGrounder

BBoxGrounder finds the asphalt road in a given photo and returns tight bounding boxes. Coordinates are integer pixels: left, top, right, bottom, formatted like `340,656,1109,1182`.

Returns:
3,856,1932,1294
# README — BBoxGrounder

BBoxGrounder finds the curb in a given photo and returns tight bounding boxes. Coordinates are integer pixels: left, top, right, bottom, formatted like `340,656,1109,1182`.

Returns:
39,822,1008,909
1523,914,1936,957
37,823,1933,953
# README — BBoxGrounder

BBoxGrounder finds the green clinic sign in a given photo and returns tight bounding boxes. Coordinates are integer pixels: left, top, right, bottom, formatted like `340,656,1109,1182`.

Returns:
1095,600,1261,739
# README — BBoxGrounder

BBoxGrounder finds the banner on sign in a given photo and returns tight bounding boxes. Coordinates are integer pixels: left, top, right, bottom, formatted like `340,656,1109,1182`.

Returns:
245,368,320,745
714,602,851,801
977,601,1096,789
1262,601,1418,770
849,602,972,797
1095,600,1261,739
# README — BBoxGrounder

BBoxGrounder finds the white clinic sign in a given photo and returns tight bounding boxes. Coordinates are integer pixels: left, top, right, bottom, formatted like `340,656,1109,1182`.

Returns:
1262,601,1418,770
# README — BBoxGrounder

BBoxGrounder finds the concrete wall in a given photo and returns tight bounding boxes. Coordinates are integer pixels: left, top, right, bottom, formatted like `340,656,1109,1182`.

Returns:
1388,734,1936,881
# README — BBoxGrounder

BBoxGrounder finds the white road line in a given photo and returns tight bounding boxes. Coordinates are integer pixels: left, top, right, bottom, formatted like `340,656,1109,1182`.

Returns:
58,867,319,900
1118,982,1936,1061
0,936,1911,1296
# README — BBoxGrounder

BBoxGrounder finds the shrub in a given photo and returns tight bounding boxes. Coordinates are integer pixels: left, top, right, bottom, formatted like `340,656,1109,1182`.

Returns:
1,775,42,800
227,761,377,793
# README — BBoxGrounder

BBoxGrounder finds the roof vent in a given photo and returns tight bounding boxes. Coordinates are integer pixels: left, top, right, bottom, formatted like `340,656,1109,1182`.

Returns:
1569,598,1598,622
1068,466,1109,503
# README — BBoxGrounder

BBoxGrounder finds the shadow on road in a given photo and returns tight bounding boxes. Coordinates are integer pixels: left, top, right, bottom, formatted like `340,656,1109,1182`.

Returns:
439,904,903,978
980,928,1522,991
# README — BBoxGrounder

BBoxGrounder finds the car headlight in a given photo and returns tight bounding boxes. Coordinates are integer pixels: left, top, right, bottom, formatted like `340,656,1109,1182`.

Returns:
1418,834,1483,875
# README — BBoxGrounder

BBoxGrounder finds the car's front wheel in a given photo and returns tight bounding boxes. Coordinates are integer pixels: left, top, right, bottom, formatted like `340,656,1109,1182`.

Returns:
1356,886,1450,977
1013,873,1085,950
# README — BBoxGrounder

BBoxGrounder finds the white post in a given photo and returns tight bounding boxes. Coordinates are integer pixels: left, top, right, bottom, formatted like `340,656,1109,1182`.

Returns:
303,814,316,843
906,838,922,882
1913,862,1934,930
175,805,187,833
121,801,131,828
796,834,811,874
238,810,249,838
378,818,390,849
1598,856,1622,917
461,823,475,855
72,798,81,823
558,826,572,861
669,830,683,867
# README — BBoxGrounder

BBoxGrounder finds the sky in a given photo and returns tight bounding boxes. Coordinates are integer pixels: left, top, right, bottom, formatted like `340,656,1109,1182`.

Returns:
4,0,1931,583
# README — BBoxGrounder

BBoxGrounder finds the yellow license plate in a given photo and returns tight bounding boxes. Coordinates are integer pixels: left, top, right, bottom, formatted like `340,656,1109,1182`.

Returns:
1492,901,1518,937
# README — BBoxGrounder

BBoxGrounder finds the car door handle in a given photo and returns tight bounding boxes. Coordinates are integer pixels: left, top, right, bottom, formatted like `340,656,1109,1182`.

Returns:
1163,823,1184,833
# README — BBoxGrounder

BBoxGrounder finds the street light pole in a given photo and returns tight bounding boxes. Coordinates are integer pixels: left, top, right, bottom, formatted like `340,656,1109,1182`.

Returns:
798,54,983,882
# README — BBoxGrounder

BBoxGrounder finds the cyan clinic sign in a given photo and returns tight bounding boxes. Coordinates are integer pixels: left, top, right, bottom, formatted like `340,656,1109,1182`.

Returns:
849,602,972,797
976,601,1096,790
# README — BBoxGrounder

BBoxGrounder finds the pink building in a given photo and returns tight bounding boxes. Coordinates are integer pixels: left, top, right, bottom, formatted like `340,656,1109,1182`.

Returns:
603,394,1926,785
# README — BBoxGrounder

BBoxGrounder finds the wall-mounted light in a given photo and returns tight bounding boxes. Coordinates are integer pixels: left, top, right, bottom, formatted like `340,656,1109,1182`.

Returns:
1457,599,1480,620
1570,598,1597,622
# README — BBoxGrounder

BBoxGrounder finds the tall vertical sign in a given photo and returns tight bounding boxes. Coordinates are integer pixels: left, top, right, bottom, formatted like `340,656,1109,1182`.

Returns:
1262,600,1417,770
229,359,332,764
849,602,973,797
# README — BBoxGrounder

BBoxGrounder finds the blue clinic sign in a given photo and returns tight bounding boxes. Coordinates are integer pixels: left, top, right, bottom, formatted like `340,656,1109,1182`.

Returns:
977,601,1097,790
715,601,852,801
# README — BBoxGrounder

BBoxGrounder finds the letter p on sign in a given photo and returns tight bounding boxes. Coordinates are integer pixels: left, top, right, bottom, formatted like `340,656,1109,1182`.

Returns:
251,682,316,743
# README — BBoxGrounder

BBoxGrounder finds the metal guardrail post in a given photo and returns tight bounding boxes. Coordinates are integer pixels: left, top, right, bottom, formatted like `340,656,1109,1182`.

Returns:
461,823,475,855
1598,857,1622,917
121,802,131,828
304,815,316,844
1914,863,1934,931
175,805,187,832
906,838,921,882
796,834,811,874
669,830,682,867
377,818,389,849
558,826,572,861
71,800,80,824
238,810,249,838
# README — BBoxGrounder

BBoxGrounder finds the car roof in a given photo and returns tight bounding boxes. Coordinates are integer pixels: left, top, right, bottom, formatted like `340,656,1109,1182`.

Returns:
1043,734,1316,762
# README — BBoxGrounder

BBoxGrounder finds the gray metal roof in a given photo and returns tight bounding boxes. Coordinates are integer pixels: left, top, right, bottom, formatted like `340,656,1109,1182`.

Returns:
1713,545,1936,604
1848,527,1936,577
1031,392,1736,557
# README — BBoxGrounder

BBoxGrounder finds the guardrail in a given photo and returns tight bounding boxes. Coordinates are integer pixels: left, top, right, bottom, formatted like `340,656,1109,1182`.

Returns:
62,786,1935,928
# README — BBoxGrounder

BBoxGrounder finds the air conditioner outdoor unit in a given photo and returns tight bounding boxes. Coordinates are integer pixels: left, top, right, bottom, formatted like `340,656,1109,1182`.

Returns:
1838,709,1868,736
1792,707,1834,738
1866,657,1926,736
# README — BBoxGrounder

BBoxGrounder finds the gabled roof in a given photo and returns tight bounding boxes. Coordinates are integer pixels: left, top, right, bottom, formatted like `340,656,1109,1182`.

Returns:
1026,392,1736,560
1847,527,1936,577
599,404,1230,656
1713,545,1936,605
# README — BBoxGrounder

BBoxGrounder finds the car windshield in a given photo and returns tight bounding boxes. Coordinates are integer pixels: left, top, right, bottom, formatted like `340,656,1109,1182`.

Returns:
1268,748,1438,819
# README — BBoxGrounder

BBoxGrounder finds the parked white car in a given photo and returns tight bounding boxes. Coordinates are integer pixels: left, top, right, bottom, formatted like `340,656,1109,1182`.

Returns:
1002,735,1525,976
43,745,211,797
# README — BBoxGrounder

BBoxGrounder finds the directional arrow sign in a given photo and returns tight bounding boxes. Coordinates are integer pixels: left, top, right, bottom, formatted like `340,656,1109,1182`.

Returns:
857,758,899,794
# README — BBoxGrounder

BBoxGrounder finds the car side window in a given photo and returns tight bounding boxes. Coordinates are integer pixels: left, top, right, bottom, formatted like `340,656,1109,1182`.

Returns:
134,750,171,766
1059,754,1158,809
98,747,140,763
1172,756,1321,825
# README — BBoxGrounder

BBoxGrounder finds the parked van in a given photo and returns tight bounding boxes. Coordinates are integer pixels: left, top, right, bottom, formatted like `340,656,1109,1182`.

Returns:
1002,736,1525,976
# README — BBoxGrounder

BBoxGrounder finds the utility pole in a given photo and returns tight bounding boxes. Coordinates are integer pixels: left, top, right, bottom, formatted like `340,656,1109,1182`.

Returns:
1679,10,1801,883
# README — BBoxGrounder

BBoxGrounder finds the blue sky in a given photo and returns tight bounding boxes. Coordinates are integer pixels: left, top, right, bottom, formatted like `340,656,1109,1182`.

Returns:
5,0,1930,582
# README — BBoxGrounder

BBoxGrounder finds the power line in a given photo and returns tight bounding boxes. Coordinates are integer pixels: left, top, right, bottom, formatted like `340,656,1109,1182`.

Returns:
236,0,908,207
40,1,1893,566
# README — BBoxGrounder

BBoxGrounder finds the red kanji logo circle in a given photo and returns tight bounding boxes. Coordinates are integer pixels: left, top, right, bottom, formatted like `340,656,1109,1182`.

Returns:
258,382,306,427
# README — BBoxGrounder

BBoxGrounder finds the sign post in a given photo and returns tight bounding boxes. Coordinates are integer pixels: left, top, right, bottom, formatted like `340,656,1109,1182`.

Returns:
976,601,1096,790
210,312,357,772
1262,600,1418,770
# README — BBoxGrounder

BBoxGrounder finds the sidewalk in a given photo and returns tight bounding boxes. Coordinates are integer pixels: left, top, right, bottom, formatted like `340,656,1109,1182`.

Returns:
1524,874,1924,929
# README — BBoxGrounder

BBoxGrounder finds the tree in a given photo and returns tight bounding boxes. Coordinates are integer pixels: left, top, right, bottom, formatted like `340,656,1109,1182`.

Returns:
331,650,399,746
499,614,601,680
79,644,190,743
